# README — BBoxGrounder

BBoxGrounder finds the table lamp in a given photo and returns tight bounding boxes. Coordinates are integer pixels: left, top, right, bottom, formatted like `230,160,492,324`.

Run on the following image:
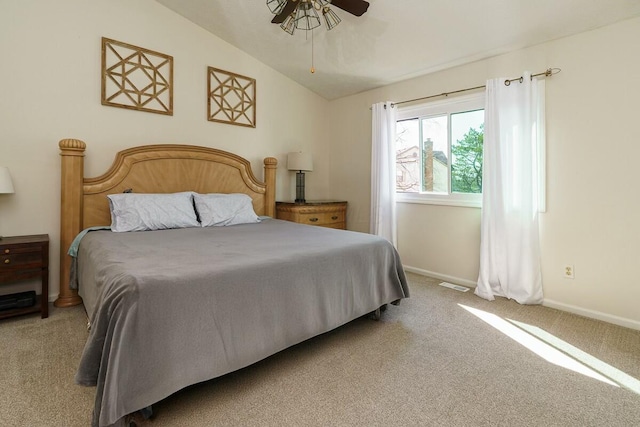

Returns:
287,152,313,203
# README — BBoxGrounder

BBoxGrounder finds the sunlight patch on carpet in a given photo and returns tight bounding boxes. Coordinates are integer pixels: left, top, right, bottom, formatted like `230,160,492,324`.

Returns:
509,318,640,395
459,304,621,388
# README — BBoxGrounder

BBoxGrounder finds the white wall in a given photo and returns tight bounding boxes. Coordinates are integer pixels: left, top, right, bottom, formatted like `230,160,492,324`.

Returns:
329,17,640,329
0,0,330,300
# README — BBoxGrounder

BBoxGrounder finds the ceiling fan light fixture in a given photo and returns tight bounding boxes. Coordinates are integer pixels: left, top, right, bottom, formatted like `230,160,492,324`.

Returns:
313,0,331,10
322,6,341,30
266,0,287,15
280,13,297,35
294,1,321,31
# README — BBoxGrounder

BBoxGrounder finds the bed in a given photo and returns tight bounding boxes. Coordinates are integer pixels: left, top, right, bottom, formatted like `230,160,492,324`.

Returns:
57,139,409,427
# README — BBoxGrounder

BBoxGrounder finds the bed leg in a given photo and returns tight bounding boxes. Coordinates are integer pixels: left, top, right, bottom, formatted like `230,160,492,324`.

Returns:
139,406,154,420
370,304,388,321
126,405,154,426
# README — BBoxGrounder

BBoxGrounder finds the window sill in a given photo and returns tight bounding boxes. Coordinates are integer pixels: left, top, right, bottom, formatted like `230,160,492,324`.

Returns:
396,193,482,208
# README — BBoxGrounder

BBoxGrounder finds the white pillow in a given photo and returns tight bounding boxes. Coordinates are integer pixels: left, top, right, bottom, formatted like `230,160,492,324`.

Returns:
108,192,200,232
193,193,260,227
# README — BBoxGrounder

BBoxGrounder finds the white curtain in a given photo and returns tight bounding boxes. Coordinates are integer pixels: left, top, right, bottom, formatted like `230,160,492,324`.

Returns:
370,102,397,246
476,72,545,304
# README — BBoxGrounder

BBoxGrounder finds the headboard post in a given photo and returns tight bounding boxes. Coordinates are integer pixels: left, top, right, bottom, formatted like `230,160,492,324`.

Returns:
55,139,85,308
263,157,277,218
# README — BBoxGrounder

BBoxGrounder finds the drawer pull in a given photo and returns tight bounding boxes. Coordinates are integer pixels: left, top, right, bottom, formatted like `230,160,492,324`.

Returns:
3,249,9,254
331,216,338,220
4,259,9,264
309,218,319,222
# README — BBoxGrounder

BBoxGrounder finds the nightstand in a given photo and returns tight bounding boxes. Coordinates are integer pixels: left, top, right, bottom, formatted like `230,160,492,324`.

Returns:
276,201,347,230
0,234,49,319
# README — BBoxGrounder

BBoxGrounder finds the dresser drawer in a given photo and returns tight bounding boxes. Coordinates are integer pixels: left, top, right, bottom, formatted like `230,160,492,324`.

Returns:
276,201,348,230
298,210,345,226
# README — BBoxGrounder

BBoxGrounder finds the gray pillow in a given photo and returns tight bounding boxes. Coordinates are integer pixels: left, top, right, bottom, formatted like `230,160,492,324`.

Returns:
108,192,200,232
193,193,260,227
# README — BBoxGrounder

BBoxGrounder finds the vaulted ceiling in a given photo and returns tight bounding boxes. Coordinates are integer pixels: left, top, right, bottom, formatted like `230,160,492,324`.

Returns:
155,0,640,100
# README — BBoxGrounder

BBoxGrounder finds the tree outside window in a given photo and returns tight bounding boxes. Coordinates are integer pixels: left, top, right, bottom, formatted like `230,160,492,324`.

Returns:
451,124,483,194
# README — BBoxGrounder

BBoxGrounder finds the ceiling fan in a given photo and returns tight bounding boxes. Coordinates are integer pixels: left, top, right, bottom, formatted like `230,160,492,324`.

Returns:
266,0,370,73
267,0,370,34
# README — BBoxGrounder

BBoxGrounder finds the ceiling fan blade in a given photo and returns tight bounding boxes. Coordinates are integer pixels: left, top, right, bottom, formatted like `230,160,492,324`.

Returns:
330,0,370,17
271,0,297,24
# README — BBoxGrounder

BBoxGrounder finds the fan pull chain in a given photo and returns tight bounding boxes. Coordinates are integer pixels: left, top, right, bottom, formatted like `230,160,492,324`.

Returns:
310,29,315,74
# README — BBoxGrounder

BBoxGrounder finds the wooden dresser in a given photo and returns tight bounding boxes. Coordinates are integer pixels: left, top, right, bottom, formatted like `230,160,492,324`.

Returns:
276,201,347,230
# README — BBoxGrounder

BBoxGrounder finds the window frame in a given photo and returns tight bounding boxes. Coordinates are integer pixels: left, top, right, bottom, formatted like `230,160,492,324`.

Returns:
395,92,485,208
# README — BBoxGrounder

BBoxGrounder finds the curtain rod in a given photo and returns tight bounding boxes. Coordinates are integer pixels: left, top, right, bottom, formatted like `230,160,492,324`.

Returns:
390,68,561,108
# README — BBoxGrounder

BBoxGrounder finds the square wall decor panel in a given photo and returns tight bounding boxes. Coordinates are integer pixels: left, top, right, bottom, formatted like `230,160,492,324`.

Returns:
208,66,256,128
101,37,173,115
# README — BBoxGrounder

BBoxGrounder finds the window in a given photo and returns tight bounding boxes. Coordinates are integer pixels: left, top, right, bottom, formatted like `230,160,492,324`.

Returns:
395,93,484,207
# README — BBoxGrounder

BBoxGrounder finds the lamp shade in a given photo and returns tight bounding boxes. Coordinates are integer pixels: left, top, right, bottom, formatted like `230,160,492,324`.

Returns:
287,152,313,172
0,167,14,194
266,0,287,15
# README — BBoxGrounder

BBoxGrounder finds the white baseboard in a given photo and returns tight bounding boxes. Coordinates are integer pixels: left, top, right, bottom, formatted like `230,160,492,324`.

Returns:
543,299,640,331
403,265,477,288
48,293,58,303
404,265,640,331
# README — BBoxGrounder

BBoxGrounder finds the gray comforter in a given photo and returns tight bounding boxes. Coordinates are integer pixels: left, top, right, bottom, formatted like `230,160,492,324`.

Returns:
74,219,409,427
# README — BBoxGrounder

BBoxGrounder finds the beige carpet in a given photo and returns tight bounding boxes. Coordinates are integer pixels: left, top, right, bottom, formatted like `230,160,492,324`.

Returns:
1,273,639,426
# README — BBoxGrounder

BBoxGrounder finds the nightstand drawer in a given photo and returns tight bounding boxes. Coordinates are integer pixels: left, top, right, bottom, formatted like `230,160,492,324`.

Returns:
298,210,345,226
0,252,44,269
0,269,42,282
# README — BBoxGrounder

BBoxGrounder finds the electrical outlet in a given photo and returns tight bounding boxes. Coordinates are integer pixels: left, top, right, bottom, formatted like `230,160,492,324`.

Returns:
564,265,575,279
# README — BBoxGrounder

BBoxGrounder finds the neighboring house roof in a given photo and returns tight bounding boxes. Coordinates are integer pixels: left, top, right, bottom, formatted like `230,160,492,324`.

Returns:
396,146,419,159
433,151,447,165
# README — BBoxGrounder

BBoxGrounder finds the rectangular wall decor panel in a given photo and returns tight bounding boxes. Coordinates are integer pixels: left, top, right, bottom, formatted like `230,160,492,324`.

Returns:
208,66,256,128
101,37,173,115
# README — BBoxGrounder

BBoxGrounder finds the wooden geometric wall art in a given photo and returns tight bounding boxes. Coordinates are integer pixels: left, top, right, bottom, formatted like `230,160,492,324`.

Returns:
207,66,256,128
101,37,173,115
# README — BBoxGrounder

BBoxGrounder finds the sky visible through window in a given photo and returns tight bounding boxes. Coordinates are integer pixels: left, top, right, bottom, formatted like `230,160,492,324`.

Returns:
452,109,484,147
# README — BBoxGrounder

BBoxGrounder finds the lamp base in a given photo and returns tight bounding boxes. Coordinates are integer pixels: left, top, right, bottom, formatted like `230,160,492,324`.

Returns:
295,171,306,203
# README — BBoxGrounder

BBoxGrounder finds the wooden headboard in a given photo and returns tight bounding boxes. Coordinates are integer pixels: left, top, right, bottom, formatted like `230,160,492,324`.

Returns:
55,139,277,308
